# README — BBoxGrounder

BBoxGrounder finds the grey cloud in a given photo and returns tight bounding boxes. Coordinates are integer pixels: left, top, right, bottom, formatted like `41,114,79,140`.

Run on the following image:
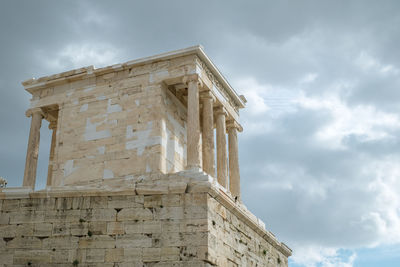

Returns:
1,1,400,264
240,107,394,248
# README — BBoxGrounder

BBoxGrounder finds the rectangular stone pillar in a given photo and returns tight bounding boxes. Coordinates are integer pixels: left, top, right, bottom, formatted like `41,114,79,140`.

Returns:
201,91,215,176
23,108,44,189
216,107,227,188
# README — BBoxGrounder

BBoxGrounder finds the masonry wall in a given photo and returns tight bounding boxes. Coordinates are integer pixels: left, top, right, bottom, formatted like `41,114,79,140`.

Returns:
0,192,210,267
0,190,290,267
160,87,188,173
207,196,289,267
28,55,197,187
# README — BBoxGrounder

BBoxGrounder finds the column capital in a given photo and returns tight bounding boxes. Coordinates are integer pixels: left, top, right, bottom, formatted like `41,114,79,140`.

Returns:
214,106,227,116
227,120,243,132
25,107,44,118
183,74,203,87
200,90,215,101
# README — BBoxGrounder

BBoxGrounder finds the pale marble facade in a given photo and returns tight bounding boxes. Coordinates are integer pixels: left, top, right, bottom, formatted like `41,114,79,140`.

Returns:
0,46,291,266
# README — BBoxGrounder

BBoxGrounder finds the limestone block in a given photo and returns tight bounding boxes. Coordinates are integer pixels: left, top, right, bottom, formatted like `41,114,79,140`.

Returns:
1,199,19,211
136,183,169,195
161,247,180,261
155,206,184,220
143,221,161,234
70,222,88,236
88,221,107,235
20,198,55,211
184,206,208,219
124,221,143,234
42,236,79,249
159,232,183,247
180,219,208,233
13,250,50,264
183,232,208,246
143,247,161,262
161,220,180,233
86,248,106,263
123,247,142,262
6,237,42,249
9,210,45,224
105,248,124,262
117,207,153,221
55,197,74,210
107,222,124,235
116,234,152,248
144,195,162,208
78,235,116,249
72,196,91,210
45,209,81,223
161,194,181,207
168,182,187,194
184,193,208,207
0,212,9,224
50,249,72,263
0,224,17,238
108,195,142,209
81,208,116,222
0,250,13,265
34,222,53,236
52,222,71,236
15,223,34,237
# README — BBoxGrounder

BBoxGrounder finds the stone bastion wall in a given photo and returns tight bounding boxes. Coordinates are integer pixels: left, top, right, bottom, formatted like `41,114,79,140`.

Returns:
0,172,290,267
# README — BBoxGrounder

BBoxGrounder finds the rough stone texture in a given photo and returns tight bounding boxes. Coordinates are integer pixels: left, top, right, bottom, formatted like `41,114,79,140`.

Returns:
22,46,245,188
208,196,288,267
0,192,207,266
0,173,291,267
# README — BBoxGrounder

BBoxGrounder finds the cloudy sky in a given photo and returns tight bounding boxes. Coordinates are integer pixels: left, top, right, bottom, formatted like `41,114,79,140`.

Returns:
1,1,400,266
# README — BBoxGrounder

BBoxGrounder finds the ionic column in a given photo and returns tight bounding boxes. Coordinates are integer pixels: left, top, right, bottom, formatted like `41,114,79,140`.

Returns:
184,75,202,169
227,121,242,199
216,107,228,188
23,108,44,189
200,91,215,176
46,120,57,186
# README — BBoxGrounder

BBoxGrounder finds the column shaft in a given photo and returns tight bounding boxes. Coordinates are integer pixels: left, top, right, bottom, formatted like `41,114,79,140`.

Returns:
186,77,201,169
46,123,57,186
228,124,240,198
216,108,227,187
23,109,43,189
201,93,215,176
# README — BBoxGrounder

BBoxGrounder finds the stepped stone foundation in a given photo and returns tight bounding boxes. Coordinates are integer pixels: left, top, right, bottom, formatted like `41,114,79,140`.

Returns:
0,46,291,266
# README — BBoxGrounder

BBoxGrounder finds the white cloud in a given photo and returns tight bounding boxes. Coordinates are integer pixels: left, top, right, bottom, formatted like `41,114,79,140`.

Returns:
356,51,400,76
234,77,300,134
291,246,356,267
36,42,121,73
296,93,400,148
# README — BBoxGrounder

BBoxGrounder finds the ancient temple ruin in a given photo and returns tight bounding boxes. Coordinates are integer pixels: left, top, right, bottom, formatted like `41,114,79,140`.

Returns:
0,46,291,266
